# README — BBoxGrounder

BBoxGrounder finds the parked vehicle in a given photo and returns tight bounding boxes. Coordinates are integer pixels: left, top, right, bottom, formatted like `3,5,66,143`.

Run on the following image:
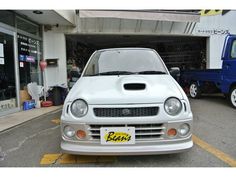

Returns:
181,35,236,108
61,48,193,155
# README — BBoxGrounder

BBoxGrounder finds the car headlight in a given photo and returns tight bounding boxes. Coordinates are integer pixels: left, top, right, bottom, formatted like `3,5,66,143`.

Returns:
71,99,88,117
63,126,75,138
178,123,190,136
164,97,182,116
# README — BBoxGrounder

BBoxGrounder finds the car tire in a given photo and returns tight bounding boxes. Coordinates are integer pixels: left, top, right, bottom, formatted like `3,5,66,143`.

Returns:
229,86,236,108
189,82,201,98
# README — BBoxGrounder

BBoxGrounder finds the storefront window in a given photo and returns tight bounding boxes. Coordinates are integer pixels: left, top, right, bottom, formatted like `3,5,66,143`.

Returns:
18,34,42,89
0,10,42,115
0,31,17,113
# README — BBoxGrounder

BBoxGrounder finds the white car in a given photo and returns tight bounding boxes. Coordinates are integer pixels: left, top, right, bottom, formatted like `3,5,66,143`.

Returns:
61,48,193,155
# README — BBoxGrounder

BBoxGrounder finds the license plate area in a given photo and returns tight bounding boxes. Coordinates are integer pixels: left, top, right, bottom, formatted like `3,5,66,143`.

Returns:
100,127,135,145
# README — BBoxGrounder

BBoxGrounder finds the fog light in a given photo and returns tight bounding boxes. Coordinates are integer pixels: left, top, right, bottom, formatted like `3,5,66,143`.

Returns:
167,128,177,137
64,126,75,138
76,130,86,139
178,124,190,136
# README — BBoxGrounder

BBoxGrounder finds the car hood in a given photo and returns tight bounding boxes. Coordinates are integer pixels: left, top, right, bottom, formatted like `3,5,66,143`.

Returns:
66,75,184,104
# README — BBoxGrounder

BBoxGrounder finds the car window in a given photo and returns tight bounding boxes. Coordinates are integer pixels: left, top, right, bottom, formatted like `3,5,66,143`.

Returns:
84,49,167,76
231,40,236,59
84,52,101,76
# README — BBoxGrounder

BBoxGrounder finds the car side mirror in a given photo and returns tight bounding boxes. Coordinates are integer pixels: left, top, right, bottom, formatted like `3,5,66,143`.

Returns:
169,67,180,82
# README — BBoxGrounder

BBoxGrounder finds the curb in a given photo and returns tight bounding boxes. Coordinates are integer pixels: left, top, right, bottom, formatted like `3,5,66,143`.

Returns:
0,107,62,133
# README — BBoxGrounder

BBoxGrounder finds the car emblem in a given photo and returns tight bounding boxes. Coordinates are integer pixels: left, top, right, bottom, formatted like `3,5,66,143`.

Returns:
122,108,131,116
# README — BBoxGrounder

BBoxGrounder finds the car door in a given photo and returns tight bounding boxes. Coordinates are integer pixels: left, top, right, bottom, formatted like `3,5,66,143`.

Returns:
222,36,236,83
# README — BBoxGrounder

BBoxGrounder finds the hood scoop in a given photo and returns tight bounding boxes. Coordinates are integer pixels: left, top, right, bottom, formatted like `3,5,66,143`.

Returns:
124,83,146,90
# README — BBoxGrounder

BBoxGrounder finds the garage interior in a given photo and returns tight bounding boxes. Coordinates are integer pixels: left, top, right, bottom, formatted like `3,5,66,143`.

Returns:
66,34,207,73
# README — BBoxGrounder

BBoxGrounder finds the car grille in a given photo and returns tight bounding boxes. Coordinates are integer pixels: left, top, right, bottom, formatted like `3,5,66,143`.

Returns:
93,107,159,117
88,124,165,141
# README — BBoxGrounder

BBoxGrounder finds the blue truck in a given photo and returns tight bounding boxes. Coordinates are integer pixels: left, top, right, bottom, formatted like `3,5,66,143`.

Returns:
181,35,236,108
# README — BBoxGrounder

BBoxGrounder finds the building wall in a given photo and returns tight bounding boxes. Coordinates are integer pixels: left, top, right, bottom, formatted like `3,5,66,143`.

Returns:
77,11,236,69
77,17,192,35
42,10,236,89
54,10,76,26
193,10,236,69
43,30,67,88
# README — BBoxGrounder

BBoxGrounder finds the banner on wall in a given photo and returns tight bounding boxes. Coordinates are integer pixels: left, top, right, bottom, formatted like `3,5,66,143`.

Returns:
17,34,40,63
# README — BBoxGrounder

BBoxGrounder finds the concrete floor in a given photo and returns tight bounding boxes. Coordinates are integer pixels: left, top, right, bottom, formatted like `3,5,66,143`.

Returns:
0,95,235,167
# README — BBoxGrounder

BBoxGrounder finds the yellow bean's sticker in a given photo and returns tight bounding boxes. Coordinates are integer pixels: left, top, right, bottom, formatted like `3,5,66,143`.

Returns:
100,127,135,145
104,132,131,143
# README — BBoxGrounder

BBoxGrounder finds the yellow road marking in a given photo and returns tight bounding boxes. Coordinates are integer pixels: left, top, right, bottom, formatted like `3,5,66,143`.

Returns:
40,153,62,165
41,135,236,166
192,135,236,167
59,154,77,164
40,154,116,165
51,118,60,125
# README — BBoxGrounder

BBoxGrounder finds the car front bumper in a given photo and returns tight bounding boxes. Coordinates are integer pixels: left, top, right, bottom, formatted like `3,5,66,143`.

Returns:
61,136,193,155
61,101,193,155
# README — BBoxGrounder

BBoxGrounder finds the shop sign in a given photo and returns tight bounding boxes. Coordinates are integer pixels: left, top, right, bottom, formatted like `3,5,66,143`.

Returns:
19,54,35,63
200,10,222,16
19,54,25,61
196,29,230,35
17,34,40,63
26,56,35,63
199,10,230,16
0,99,16,112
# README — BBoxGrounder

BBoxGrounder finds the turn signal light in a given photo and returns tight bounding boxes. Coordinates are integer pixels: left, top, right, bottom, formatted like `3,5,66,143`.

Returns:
76,130,86,139
167,128,177,137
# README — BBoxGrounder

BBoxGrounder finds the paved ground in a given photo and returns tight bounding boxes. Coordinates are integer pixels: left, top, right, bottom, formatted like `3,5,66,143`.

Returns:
0,106,62,132
0,95,236,167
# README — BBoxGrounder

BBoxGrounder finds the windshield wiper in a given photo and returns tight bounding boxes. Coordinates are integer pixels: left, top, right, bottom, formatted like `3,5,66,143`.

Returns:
136,70,166,75
87,70,166,76
90,71,135,76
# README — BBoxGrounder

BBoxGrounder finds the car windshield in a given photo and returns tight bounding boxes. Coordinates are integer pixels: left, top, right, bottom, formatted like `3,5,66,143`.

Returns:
84,49,167,76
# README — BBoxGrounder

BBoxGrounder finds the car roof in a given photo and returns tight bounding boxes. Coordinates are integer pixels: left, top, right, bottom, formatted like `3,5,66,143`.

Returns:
97,48,155,52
